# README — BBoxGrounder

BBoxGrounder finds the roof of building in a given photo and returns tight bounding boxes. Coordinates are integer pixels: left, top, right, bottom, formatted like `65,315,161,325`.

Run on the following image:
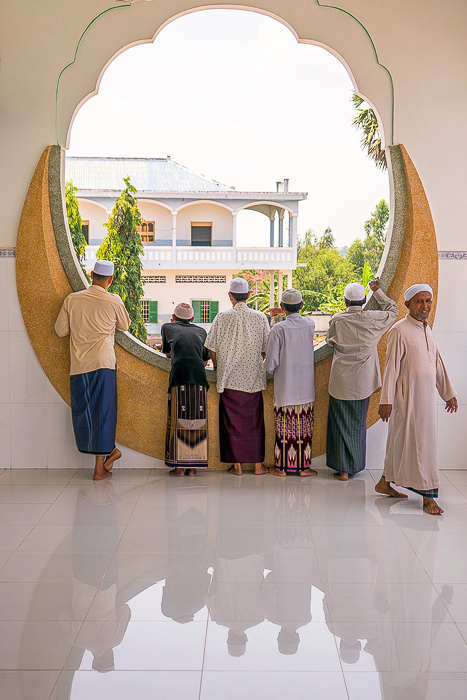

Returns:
65,157,234,193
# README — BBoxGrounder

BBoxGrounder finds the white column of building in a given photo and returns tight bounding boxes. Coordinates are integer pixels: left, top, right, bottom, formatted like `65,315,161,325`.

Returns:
172,212,177,261
286,272,292,289
278,271,284,299
232,212,237,249
278,211,284,247
288,212,293,247
269,214,275,248
269,271,275,309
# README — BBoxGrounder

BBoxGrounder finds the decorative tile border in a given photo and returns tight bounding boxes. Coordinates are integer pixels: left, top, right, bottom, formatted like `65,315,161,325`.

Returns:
439,251,467,260
0,248,16,257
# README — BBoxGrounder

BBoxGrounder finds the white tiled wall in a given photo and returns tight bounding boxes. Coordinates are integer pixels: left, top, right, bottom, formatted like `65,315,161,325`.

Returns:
0,256,158,469
0,255,463,469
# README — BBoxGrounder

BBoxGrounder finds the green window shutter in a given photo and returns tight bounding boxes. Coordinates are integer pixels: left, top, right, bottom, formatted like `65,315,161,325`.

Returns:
209,301,219,323
148,300,158,323
192,300,201,324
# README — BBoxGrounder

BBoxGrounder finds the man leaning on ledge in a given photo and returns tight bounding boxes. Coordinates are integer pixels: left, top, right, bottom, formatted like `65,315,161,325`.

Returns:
55,260,130,481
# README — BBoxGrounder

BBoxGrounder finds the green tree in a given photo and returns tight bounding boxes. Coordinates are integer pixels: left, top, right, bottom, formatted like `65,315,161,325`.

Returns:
65,181,90,282
97,177,147,343
347,200,389,277
292,229,354,313
352,93,387,171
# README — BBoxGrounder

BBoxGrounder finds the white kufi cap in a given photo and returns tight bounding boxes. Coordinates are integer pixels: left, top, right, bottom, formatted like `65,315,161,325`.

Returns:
344,282,365,301
174,303,194,320
404,283,433,301
93,259,114,276
229,277,249,294
281,288,303,304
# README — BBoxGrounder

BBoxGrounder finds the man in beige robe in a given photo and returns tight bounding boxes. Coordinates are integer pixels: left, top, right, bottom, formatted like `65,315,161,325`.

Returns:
376,283,457,515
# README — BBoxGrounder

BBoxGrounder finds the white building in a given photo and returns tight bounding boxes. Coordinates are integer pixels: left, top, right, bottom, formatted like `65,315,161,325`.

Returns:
65,156,306,330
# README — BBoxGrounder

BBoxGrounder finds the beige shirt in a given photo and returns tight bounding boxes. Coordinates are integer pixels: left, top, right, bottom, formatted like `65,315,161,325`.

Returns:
326,288,398,400
381,315,456,491
205,302,269,393
55,285,130,375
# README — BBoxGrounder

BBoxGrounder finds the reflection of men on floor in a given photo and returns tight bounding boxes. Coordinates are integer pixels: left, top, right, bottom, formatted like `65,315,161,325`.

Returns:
326,278,398,481
319,477,380,665
161,479,211,623
366,501,452,700
55,260,130,480
63,481,130,674
264,289,316,478
377,284,457,515
162,303,211,477
205,277,270,475
209,479,266,656
263,480,315,654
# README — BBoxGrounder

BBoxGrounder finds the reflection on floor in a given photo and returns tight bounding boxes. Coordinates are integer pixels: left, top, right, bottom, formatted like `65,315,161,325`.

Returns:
1,468,467,699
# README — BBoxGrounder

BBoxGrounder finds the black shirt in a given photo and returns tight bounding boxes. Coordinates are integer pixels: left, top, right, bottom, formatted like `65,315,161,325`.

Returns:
161,320,210,390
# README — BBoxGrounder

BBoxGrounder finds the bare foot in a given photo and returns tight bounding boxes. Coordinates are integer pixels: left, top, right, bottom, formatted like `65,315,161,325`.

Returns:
333,472,349,481
375,477,408,499
228,465,242,476
186,468,197,477
254,463,269,475
103,447,122,472
269,468,286,477
423,497,444,515
92,471,112,481
169,468,185,477
300,469,318,478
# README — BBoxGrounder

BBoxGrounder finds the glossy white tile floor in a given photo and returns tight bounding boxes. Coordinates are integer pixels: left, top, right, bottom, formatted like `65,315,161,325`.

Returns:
1,467,467,699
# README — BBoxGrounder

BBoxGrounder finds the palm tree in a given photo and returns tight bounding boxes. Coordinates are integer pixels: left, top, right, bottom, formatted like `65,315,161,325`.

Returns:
352,93,387,171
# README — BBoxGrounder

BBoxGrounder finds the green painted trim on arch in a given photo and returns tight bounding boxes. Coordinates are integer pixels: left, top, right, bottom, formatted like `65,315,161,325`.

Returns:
55,4,132,146
315,0,394,144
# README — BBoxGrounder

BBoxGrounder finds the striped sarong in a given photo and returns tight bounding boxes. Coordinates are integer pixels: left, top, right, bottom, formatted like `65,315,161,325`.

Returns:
326,395,370,474
165,385,208,468
219,389,265,464
383,478,439,499
70,368,117,455
273,403,314,472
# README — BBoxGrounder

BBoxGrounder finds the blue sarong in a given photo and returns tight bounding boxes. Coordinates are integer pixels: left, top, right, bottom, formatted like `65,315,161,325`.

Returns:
70,368,117,455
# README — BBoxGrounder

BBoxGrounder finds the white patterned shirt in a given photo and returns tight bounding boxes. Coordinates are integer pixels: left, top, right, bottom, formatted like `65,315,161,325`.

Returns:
205,302,270,393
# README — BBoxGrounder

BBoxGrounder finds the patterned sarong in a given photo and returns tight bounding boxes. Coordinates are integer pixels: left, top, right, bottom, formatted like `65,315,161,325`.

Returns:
326,395,370,474
219,389,265,463
274,403,314,472
70,368,117,455
165,385,208,468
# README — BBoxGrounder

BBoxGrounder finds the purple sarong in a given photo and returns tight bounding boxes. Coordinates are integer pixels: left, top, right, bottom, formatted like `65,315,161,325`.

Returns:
219,389,265,463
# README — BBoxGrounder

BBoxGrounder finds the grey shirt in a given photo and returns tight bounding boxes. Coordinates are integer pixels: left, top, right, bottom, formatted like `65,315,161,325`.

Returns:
263,313,316,407
326,288,398,400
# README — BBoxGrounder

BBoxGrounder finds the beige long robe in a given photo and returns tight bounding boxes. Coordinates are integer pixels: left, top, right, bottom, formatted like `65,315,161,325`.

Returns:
380,314,456,491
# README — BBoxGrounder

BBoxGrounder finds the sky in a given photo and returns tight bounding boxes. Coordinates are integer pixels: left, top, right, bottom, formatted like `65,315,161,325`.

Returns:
67,8,389,249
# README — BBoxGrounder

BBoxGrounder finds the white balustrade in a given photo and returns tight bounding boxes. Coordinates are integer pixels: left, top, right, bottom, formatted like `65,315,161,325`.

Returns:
84,245,294,270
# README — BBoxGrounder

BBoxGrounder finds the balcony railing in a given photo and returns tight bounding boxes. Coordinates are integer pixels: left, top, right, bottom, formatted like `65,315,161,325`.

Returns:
84,244,296,270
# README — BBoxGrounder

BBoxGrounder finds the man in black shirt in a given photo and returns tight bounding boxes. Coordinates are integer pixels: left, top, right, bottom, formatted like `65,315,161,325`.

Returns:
161,303,211,476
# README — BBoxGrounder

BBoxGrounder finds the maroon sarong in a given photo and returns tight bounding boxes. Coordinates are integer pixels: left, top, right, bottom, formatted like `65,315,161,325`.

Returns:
219,389,265,463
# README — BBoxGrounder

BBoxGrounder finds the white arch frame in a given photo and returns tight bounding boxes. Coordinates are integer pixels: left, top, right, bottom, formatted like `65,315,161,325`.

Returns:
236,201,295,215
59,3,393,150
175,199,234,214
76,197,109,213
136,198,175,214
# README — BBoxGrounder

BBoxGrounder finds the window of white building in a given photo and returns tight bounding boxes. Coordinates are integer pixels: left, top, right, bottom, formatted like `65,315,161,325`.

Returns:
192,300,219,323
81,220,89,244
141,299,158,323
137,222,155,242
191,222,212,246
